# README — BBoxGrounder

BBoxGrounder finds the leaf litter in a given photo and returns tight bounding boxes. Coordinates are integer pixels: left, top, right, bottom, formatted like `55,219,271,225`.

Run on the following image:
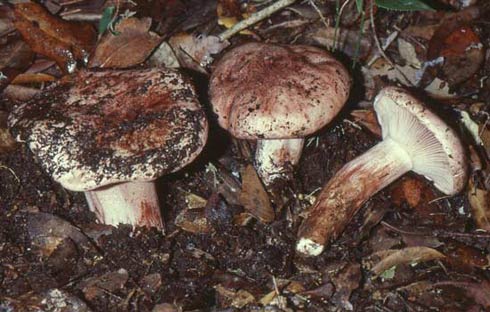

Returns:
1,0,490,311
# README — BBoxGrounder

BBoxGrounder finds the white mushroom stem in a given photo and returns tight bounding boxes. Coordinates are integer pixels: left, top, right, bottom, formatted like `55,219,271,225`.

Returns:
84,181,164,229
255,138,304,185
297,138,412,257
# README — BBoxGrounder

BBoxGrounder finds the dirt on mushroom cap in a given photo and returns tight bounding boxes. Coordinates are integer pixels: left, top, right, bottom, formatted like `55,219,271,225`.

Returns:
8,68,208,192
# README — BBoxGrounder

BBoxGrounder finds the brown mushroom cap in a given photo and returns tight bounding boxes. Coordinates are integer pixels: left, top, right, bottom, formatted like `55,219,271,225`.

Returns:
209,42,351,139
9,68,208,191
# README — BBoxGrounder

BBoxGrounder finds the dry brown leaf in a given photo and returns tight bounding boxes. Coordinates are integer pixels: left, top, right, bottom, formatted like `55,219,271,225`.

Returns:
330,262,361,311
428,22,484,86
168,33,230,73
239,164,274,223
0,111,16,153
89,17,161,68
468,179,490,231
444,240,490,270
175,207,212,234
350,109,381,137
434,280,490,308
11,73,56,85
215,284,255,309
13,2,96,73
369,247,446,276
305,27,372,60
81,269,129,301
0,39,34,90
27,212,90,257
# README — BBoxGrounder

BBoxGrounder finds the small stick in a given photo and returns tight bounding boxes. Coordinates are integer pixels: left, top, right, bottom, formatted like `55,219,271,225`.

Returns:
218,0,298,41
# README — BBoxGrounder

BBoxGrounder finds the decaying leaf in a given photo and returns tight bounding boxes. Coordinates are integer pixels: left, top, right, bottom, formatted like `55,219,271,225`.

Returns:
434,280,490,309
368,246,446,276
428,21,484,86
239,164,274,223
81,269,129,301
215,284,256,309
11,72,56,85
468,178,490,231
331,262,361,311
89,17,162,68
443,240,490,270
148,41,180,68
0,39,34,90
168,33,230,73
175,207,212,234
305,27,372,60
27,212,90,257
2,288,92,312
350,109,381,137
0,111,16,153
13,2,96,73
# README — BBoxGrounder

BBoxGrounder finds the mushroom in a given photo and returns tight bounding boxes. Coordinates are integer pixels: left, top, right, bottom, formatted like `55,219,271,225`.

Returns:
296,86,468,256
9,68,208,229
209,42,351,185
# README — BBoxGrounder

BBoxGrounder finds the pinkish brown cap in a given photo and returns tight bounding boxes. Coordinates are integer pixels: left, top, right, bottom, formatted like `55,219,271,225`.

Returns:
374,86,467,195
9,68,208,191
209,42,351,139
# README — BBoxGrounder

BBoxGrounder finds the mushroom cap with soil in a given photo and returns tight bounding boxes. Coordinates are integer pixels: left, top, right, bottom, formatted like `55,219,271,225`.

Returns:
9,68,208,228
209,42,351,185
296,86,468,256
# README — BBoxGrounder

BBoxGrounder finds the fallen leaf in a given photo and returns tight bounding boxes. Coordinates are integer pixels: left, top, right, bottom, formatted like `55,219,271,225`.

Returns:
368,246,446,276
175,207,212,234
27,212,90,257
168,32,230,73
397,38,422,68
443,240,490,270
13,2,96,73
215,284,256,309
239,164,274,223
434,280,490,308
0,39,34,90
330,262,361,311
0,111,16,153
305,27,372,60
11,72,56,85
428,21,484,86
81,269,129,301
89,17,162,68
185,193,208,209
350,109,381,137
3,288,92,312
140,273,162,295
148,41,180,68
468,179,490,231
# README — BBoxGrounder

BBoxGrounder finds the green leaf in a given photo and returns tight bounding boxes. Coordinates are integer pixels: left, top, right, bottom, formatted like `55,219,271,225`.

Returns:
98,6,115,35
355,0,364,13
379,266,396,280
375,0,434,11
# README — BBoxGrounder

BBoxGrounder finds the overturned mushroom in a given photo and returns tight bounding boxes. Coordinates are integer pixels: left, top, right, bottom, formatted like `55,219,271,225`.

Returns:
297,86,468,256
9,68,208,229
209,42,351,185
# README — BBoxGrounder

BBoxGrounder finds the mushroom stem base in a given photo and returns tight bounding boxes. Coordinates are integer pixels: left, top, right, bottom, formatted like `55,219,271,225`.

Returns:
297,138,412,256
255,138,304,185
85,182,164,229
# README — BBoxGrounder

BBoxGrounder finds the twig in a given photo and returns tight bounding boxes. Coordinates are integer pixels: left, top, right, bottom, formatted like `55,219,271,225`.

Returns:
368,1,412,85
0,165,20,185
218,0,298,41
333,0,353,51
381,221,490,239
308,0,329,29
